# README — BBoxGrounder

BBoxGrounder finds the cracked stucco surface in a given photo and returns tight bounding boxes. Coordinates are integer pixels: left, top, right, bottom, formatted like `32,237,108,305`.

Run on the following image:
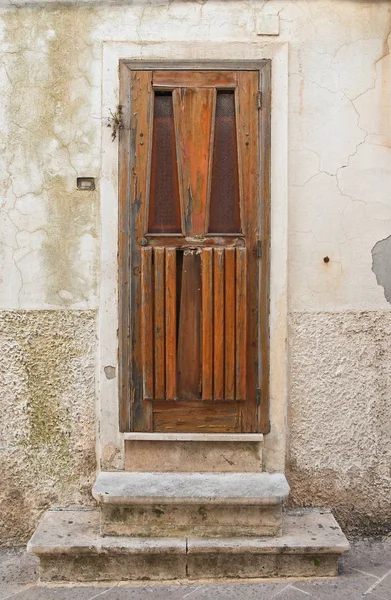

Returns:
0,1,390,311
0,310,96,546
0,0,390,542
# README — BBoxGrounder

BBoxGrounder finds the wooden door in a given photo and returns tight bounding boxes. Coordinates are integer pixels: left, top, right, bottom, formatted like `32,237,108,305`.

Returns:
119,65,270,433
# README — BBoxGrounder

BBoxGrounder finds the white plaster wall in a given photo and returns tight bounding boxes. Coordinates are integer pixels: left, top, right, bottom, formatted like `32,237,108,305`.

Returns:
0,0,390,540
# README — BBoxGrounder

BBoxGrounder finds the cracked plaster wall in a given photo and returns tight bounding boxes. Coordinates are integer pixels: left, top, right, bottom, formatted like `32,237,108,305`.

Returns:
0,0,390,541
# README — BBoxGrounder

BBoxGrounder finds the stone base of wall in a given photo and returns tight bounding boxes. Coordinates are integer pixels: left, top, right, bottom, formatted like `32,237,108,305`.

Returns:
0,310,97,546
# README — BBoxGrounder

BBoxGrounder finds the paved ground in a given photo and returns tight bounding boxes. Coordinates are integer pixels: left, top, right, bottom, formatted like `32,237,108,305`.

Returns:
1,539,391,600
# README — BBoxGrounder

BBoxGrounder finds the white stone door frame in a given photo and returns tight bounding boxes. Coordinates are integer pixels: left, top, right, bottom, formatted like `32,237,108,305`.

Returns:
99,41,288,473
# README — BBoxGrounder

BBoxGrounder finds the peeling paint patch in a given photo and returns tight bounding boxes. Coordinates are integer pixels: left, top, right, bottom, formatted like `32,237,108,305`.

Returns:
104,365,116,380
372,235,391,303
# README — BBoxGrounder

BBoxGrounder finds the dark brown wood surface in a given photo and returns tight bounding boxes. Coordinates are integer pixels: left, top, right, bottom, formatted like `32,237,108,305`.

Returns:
119,65,271,433
177,250,202,399
154,248,165,400
118,62,132,432
201,248,213,401
141,246,154,401
129,70,153,431
236,70,260,431
259,62,272,432
224,247,236,401
213,248,224,401
165,248,177,400
173,87,214,236
153,71,237,88
236,247,247,401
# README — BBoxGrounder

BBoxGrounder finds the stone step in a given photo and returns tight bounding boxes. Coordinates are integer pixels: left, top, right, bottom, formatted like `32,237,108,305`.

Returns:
27,508,350,582
123,433,263,473
92,471,289,537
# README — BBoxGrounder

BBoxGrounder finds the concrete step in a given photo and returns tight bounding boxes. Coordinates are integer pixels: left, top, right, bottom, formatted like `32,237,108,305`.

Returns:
92,471,289,537
27,508,350,582
123,433,263,472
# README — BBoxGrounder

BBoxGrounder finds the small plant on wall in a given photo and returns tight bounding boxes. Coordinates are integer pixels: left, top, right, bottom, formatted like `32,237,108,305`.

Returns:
107,105,123,141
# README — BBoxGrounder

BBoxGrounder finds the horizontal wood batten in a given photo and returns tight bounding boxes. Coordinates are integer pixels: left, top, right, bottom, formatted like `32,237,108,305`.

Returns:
123,432,264,441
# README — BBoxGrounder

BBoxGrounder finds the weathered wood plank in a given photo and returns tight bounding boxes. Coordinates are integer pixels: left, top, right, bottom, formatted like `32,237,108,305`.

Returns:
259,61,272,432
141,246,154,401
177,249,202,399
201,248,213,401
118,62,132,432
153,401,240,433
213,248,224,401
153,71,237,88
154,248,165,400
165,248,177,400
173,87,215,236
145,235,244,248
129,70,154,430
224,247,236,400
236,247,247,401
236,70,260,430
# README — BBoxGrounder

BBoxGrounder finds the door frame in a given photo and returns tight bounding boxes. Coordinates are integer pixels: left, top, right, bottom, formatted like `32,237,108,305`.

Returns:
99,41,288,472
118,61,270,435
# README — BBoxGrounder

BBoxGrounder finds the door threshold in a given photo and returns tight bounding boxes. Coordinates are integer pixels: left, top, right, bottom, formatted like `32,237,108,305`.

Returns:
123,433,263,442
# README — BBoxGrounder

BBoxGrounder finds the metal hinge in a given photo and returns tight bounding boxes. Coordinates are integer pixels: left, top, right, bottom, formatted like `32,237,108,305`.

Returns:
257,239,262,259
257,91,262,110
256,388,261,406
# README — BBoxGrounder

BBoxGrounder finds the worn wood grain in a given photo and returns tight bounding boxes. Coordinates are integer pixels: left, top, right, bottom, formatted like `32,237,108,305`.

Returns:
259,61,271,433
118,62,132,432
173,87,214,236
224,247,236,400
120,67,269,433
165,248,177,400
236,247,247,401
213,248,224,401
237,70,260,431
145,235,244,248
177,249,202,399
153,71,237,88
141,246,154,401
153,401,240,433
154,248,165,400
201,247,213,401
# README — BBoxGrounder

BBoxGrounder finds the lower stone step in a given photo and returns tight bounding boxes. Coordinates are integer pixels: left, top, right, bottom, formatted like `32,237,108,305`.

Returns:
27,508,349,582
92,471,289,537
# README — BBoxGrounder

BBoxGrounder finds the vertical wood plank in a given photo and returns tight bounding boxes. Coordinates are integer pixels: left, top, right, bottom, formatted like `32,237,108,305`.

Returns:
237,70,260,430
118,62,132,432
129,70,154,431
259,61,272,432
141,246,154,400
154,248,165,400
201,248,213,401
213,248,224,400
224,247,236,400
177,250,202,399
173,87,215,236
165,248,177,400
236,247,247,401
